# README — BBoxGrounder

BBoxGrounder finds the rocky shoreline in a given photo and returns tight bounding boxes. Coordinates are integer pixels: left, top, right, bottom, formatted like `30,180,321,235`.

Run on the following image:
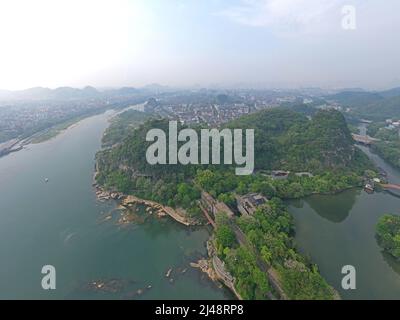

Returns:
93,174,201,227
92,167,240,298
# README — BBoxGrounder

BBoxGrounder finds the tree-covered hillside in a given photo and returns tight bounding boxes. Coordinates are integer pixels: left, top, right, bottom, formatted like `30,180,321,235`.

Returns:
98,108,370,185
353,96,400,121
94,107,371,300
95,108,372,208
326,90,400,121
367,122,400,169
102,110,152,148
376,214,400,259
326,91,384,107
228,108,369,173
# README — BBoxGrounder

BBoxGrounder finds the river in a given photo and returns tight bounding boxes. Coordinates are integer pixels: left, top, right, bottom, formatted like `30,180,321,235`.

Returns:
0,111,230,299
288,124,400,299
2,113,399,299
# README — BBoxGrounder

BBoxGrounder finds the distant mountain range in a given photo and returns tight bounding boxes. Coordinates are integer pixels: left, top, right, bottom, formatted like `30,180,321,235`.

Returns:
325,87,400,121
0,84,172,101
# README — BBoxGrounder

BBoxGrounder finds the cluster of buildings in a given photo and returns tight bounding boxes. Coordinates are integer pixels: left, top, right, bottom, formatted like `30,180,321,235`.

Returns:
200,190,268,220
200,191,235,219
143,91,286,128
0,94,144,144
317,103,351,113
172,103,255,127
385,119,400,131
0,99,109,143
236,193,268,216
146,101,265,127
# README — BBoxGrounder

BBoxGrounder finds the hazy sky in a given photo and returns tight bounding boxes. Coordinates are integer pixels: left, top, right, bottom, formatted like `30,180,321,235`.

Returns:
0,0,399,90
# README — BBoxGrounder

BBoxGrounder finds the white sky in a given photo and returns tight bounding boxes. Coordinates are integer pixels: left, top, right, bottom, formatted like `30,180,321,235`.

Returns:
0,0,158,89
0,0,399,90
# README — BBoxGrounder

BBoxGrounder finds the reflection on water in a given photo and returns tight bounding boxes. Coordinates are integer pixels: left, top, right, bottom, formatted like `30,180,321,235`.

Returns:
292,189,359,223
288,130,400,299
381,251,400,277
289,190,400,299
385,190,400,199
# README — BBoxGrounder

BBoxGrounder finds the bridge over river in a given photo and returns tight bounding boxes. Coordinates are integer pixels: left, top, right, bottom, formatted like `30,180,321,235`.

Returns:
381,184,400,191
352,134,380,146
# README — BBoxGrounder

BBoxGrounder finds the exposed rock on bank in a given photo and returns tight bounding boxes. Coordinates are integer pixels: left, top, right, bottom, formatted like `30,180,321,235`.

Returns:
93,180,201,226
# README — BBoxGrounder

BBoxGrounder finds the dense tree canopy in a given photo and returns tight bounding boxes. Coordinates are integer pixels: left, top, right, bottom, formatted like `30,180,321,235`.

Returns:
376,214,400,259
94,107,357,300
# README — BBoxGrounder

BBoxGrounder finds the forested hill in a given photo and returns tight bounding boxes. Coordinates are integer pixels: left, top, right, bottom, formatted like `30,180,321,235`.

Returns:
96,108,370,186
353,95,400,121
227,108,366,173
326,89,400,121
94,107,370,300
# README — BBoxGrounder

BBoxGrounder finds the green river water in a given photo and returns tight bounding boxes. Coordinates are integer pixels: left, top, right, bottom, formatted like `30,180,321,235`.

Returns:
0,111,230,299
288,143,400,299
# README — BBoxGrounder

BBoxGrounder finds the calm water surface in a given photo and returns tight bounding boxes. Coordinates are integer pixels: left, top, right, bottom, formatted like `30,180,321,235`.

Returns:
288,142,400,299
0,112,230,299
2,115,399,299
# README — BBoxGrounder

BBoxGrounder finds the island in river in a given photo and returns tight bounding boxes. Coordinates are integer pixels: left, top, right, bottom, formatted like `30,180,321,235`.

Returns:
95,108,378,299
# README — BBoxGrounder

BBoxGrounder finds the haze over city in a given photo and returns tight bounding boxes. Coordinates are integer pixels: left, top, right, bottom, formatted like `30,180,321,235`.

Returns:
0,0,399,90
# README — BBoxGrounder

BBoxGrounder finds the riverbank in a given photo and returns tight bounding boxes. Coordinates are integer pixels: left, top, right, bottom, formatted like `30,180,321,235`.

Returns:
190,239,243,300
287,142,400,299
0,111,229,299
92,106,205,227
0,105,130,160
28,117,83,144
0,139,23,158
92,174,242,299
93,177,201,227
0,116,87,159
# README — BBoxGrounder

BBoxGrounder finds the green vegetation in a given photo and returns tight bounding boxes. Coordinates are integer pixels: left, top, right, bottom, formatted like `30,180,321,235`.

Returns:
327,91,384,109
328,90,400,121
376,214,400,259
96,108,372,221
227,108,370,173
214,200,336,300
356,96,400,121
238,199,336,299
214,213,270,300
97,108,371,190
102,110,151,148
95,107,371,299
195,168,364,201
371,140,400,169
225,246,270,300
347,123,360,134
29,116,85,144
96,117,202,217
215,214,237,252
278,264,336,300
367,122,400,169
